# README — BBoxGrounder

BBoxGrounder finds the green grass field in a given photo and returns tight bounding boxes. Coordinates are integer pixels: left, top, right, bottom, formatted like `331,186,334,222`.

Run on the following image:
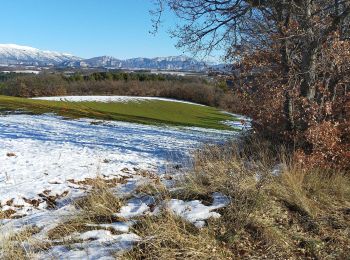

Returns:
0,95,238,130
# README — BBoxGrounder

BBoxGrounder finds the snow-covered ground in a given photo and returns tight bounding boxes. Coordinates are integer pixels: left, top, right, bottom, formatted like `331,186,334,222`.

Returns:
33,95,208,106
0,113,238,214
0,105,244,258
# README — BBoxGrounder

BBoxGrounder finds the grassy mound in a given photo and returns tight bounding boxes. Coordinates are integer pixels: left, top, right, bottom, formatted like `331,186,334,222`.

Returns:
0,95,237,130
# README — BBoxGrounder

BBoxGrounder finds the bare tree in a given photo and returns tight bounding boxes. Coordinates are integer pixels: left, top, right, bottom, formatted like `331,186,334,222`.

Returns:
153,0,350,122
154,0,349,94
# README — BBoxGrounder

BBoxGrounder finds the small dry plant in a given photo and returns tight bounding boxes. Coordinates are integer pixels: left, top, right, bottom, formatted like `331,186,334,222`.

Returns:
47,178,124,241
120,211,232,260
174,139,273,239
0,226,41,260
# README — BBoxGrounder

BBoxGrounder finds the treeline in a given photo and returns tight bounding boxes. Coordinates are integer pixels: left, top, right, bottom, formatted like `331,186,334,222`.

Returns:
0,73,236,109
0,72,19,82
66,72,169,82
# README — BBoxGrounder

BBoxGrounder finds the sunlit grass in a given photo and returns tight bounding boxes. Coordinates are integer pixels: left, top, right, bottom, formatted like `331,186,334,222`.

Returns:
0,95,237,130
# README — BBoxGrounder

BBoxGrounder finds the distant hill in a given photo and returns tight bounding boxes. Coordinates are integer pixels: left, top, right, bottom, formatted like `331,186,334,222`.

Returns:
0,44,81,67
0,44,224,72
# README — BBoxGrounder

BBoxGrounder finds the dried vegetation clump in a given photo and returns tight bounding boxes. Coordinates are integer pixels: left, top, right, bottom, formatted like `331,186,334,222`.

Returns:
124,137,350,259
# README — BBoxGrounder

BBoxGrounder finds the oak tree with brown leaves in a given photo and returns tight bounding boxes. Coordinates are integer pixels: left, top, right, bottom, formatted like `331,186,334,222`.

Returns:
154,0,350,169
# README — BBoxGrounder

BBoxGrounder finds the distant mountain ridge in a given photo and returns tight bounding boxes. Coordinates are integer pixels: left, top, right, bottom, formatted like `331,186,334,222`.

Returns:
0,44,81,67
0,44,222,72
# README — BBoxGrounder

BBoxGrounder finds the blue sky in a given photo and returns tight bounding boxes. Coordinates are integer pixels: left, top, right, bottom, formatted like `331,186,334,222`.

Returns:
0,0,184,59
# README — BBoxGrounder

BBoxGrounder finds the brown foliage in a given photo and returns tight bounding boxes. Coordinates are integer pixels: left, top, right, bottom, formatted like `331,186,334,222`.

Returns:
236,31,350,170
158,0,350,170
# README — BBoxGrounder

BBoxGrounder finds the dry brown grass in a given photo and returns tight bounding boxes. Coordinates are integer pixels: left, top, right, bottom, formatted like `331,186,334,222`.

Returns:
2,140,349,259
120,211,233,260
0,209,17,220
175,138,277,198
1,177,126,259
47,178,124,241
0,226,41,260
74,180,123,219
162,138,350,259
173,141,271,237
279,167,350,208
134,181,167,196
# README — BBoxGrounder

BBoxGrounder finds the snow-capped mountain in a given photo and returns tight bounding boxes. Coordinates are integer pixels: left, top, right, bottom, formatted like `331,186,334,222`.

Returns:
84,56,122,68
122,55,209,71
0,44,221,71
75,55,212,71
0,44,81,66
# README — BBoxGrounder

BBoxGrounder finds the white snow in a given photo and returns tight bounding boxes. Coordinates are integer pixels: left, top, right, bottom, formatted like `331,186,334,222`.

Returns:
32,95,207,106
0,114,236,212
79,230,136,243
116,196,155,219
86,222,132,233
38,232,140,260
0,107,242,259
167,193,230,228
0,44,80,65
1,70,40,74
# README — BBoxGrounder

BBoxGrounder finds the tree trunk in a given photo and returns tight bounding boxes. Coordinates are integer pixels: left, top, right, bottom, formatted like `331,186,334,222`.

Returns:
301,48,317,100
284,91,294,130
300,0,317,101
277,0,295,130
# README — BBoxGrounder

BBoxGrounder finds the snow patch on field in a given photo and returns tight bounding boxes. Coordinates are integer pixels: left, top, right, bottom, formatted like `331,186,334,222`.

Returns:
32,95,206,106
0,114,236,212
0,111,241,259
167,193,230,228
39,232,140,260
